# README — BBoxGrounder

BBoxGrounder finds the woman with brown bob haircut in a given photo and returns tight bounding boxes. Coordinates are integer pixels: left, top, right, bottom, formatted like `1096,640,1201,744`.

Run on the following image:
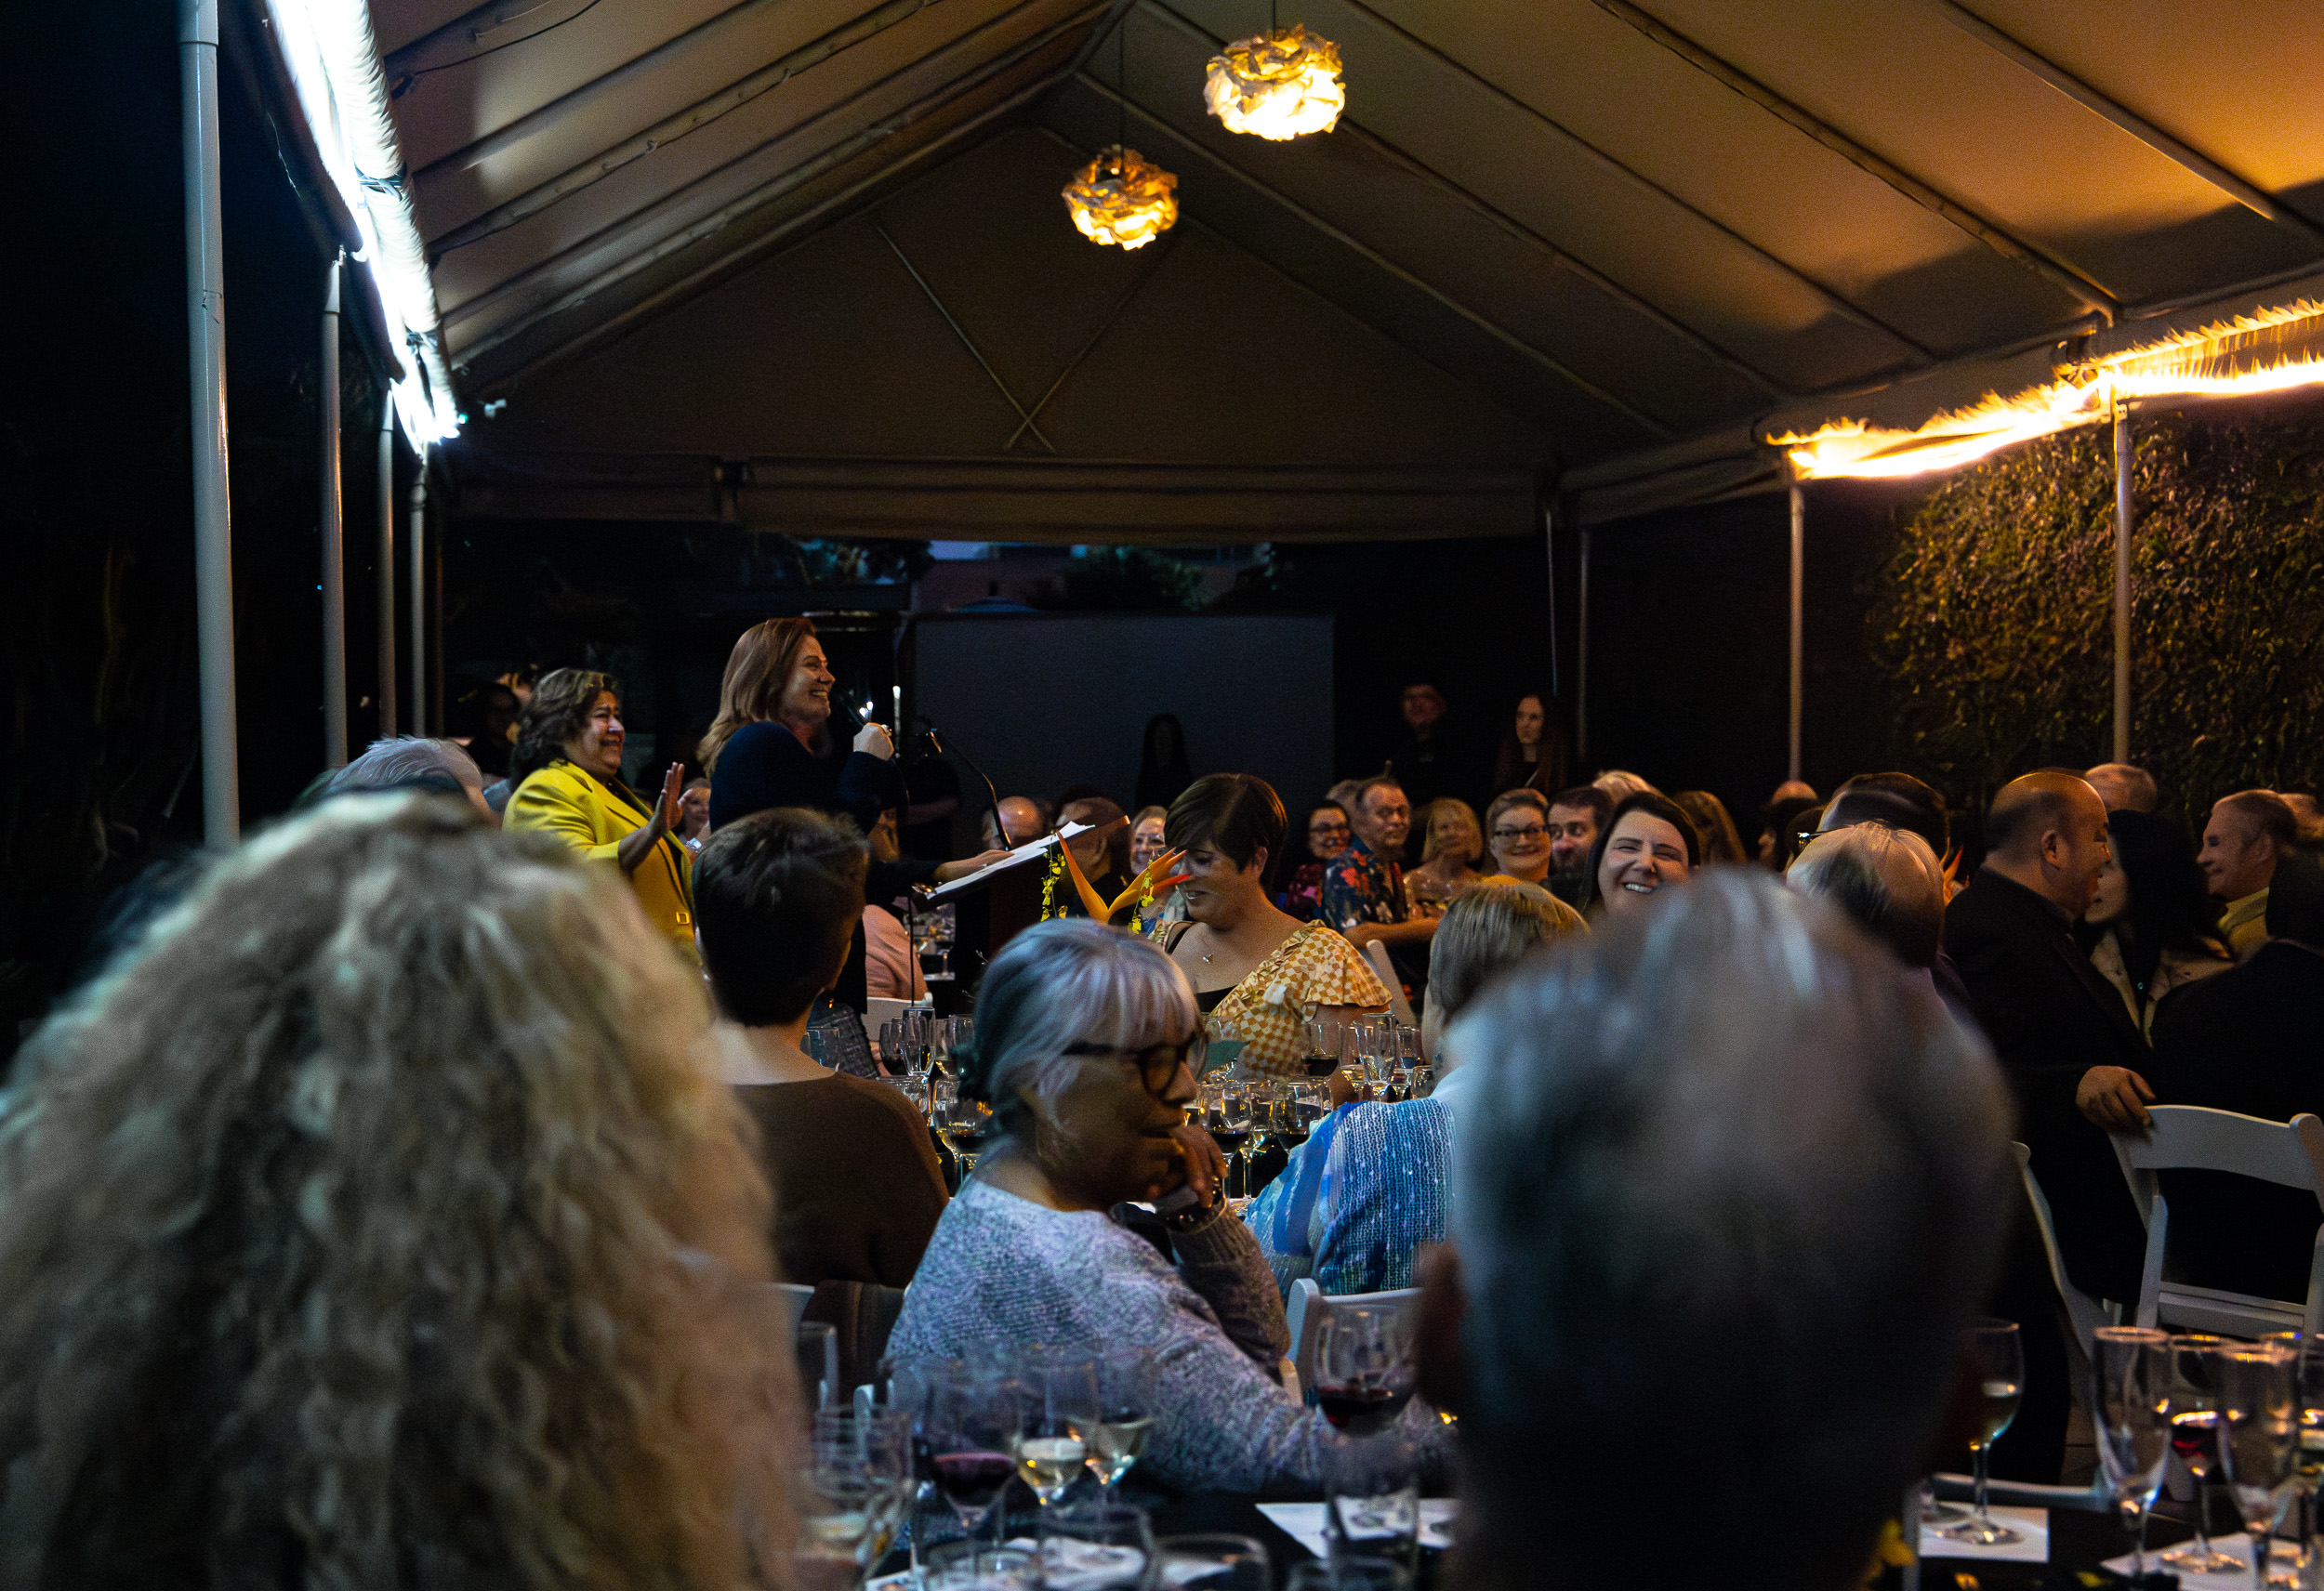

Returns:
0,796,798,1588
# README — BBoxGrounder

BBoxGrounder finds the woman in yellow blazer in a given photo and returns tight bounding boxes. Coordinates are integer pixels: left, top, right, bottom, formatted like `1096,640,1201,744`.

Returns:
505,668,696,956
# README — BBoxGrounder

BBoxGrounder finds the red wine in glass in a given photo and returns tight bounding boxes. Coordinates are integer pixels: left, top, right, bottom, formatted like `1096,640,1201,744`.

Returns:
2172,1408,2220,1476
933,1451,1016,1516
1314,1383,1413,1437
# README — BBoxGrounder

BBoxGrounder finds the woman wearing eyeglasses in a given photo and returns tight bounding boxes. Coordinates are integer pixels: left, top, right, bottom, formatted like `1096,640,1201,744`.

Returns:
1481,789,1555,887
888,919,1438,1491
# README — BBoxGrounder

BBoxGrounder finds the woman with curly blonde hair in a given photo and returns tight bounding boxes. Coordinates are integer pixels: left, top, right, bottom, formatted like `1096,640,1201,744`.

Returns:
0,796,797,1589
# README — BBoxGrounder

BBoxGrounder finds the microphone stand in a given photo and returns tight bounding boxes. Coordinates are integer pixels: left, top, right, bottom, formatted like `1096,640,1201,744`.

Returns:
920,725,1011,851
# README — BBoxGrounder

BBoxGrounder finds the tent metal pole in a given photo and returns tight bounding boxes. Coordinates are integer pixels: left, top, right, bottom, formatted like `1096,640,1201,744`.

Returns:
1577,525,1591,765
321,256,348,769
2114,402,2133,764
409,451,429,736
182,0,239,845
377,407,397,738
1788,467,1805,784
1544,502,1560,703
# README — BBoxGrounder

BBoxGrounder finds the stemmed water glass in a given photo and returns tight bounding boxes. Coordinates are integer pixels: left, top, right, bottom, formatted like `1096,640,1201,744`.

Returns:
2218,1341,2300,1591
1942,1318,2026,1545
1014,1351,1097,1517
934,1087,993,1179
2163,1333,2246,1573
2264,1333,2324,1588
1076,1348,1157,1502
2093,1326,2172,1584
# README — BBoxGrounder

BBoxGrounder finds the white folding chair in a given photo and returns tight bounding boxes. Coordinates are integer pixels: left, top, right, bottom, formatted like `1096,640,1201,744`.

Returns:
1285,1276,1421,1395
1359,940,1419,1029
2014,1142,2118,1361
2110,1105,2324,1338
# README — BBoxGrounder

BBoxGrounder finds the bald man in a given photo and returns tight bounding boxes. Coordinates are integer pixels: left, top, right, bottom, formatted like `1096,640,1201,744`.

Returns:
984,796,1048,849
1945,773,2150,1299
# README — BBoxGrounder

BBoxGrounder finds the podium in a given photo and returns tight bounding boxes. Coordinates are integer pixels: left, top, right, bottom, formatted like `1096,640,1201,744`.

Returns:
921,819,1125,1005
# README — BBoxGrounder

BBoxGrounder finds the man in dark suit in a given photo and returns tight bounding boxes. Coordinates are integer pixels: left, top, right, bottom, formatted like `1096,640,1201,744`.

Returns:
1944,771,2151,1479
2147,848,2324,1302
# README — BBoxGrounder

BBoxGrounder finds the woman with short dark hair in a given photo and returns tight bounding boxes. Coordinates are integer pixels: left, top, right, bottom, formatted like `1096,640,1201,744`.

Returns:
1157,774,1389,1075
697,809,947,1289
1583,790,1703,921
888,920,1439,1490
2082,807,2233,1036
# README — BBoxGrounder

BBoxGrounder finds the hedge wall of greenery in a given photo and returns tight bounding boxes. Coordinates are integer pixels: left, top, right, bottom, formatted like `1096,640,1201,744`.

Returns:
1870,404,2324,824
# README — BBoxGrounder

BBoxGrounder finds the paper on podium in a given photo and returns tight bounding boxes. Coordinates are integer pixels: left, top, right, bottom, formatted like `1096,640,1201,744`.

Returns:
926,822,1093,900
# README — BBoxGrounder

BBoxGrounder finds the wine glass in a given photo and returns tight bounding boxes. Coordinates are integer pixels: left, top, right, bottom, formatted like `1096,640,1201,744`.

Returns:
2163,1333,2245,1573
2264,1333,2324,1588
1155,1535,1271,1591
1015,1350,1096,1516
2093,1326,2172,1584
927,1370,1024,1562
1303,1016,1343,1079
935,1091,994,1178
1208,1082,1253,1201
1314,1308,1417,1438
1077,1348,1157,1502
2218,1341,2299,1591
1035,1502,1155,1591
1942,1318,2026,1545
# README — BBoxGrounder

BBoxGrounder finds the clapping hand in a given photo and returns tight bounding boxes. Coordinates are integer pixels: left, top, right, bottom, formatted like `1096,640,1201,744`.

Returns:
616,763,684,875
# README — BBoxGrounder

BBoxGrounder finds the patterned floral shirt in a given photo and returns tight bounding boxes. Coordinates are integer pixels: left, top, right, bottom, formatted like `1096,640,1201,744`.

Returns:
1321,837,1407,933
1195,921,1391,1077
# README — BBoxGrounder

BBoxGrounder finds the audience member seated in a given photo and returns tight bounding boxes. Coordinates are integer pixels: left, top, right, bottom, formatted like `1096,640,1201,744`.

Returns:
1481,789,1553,888
1386,681,1463,809
1158,774,1389,1075
2148,848,2324,1302
985,795,1050,849
1488,690,1569,800
1324,777,1438,962
1581,791,1701,922
1944,772,2149,1305
1758,782,1820,868
1786,822,1947,978
865,806,930,1001
679,775,711,848
1131,805,1169,870
2081,807,2231,1036
504,667,696,954
322,734,496,824
888,920,1435,1491
1405,797,1485,914
1671,789,1747,864
2201,788,2299,961
0,796,791,1585
1591,769,1657,802
2085,761,2161,813
1543,784,1611,907
697,809,947,1290
1280,800,1351,921
1821,771,1952,874
1247,881,1582,1295
1055,796,1135,923
1430,870,2012,1591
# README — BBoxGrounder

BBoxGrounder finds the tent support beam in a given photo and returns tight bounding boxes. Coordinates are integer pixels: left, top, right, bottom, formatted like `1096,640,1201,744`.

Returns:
1076,73,1675,438
377,407,397,738
1940,3,2324,245
1309,0,1938,364
409,452,428,736
322,256,349,769
446,3,1105,366
183,0,239,845
874,221,1057,452
2114,402,2133,764
1136,0,1791,399
1788,467,1804,784
1590,0,2119,319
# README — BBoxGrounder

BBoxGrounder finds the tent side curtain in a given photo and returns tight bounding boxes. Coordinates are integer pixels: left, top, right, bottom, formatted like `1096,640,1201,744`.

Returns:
444,450,1541,544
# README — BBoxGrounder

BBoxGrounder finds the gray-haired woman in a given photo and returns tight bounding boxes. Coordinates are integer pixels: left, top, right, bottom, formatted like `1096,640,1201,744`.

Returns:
887,919,1434,1491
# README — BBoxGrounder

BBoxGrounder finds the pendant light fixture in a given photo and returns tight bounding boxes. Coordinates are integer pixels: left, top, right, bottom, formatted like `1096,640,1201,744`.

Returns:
1063,18,1181,249
1204,16,1345,140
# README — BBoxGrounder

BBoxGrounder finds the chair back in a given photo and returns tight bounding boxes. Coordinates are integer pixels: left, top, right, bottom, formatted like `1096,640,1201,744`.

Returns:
2014,1142,2115,1364
1285,1276,1421,1395
2111,1105,2324,1338
1360,940,1419,1029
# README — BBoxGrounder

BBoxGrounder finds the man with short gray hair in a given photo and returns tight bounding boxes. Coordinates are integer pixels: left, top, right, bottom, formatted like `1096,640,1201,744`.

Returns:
1426,872,2012,1591
325,737,495,826
1787,822,1947,971
2201,789,2299,962
2083,762,2159,814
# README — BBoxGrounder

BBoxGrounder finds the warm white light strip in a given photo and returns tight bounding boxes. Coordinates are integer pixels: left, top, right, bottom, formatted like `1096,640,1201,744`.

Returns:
265,0,460,443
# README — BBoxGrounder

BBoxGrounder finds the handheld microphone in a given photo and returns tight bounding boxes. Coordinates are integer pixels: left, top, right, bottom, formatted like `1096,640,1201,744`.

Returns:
921,725,1011,851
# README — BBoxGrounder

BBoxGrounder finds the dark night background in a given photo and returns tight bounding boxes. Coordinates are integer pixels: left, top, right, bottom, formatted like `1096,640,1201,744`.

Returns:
8,1,1930,1070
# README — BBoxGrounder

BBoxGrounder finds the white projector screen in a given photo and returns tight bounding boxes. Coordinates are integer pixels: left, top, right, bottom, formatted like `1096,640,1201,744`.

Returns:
911,613,1335,823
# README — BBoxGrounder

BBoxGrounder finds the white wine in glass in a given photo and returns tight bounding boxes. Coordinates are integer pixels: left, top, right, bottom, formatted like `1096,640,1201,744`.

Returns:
1942,1318,2026,1545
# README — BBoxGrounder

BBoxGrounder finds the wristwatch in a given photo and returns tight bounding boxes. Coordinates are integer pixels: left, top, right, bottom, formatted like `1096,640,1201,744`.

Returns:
1155,1181,1220,1229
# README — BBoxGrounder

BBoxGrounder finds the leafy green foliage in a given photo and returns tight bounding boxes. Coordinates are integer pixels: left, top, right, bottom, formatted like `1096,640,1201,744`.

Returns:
1028,546,1207,611
1871,407,2324,820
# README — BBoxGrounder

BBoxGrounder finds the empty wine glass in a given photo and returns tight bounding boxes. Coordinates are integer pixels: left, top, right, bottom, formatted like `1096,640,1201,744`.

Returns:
2218,1341,2300,1591
1035,1502,1155,1591
1015,1350,1097,1516
1942,1318,2026,1545
2093,1326,2172,1584
1155,1534,1271,1591
1079,1348,1157,1501
2163,1333,2245,1573
2264,1333,2324,1588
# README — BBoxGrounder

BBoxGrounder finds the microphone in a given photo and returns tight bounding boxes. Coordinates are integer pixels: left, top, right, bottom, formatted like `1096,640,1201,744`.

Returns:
920,725,1011,851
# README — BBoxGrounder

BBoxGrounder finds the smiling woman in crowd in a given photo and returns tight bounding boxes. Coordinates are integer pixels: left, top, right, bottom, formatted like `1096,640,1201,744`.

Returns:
888,919,1437,1491
1584,790,1703,921
504,666,696,954
1279,800,1352,921
1156,775,1389,1074
1482,789,1554,886
1406,798,1486,914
